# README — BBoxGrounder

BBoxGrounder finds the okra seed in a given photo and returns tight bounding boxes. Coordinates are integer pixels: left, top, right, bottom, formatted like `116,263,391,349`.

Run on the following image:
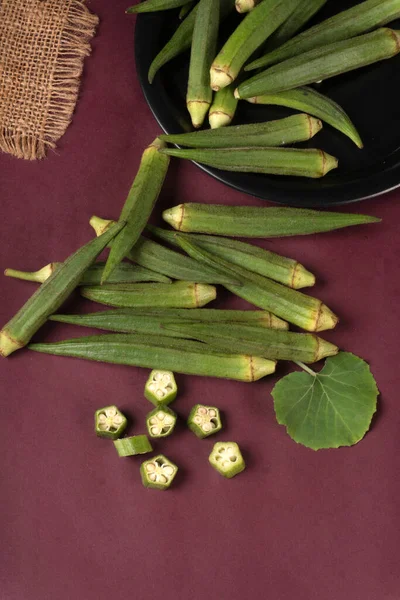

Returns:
164,416,174,425
149,417,158,425
209,409,216,417
230,456,237,462
163,465,174,476
149,473,157,482
202,423,212,432
156,389,165,398
158,475,168,484
193,416,202,425
146,463,156,473
157,411,165,420
198,407,207,415
151,426,161,435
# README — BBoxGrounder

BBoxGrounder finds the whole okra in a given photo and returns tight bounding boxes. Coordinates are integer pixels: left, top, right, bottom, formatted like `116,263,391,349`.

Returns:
187,0,219,128
159,146,338,178
175,236,338,332
236,28,400,99
126,0,193,13
90,215,239,285
160,114,322,148
101,138,169,283
50,307,288,333
164,322,339,363
148,225,315,289
4,261,171,285
0,221,124,357
147,0,234,84
29,333,277,381
210,0,302,90
245,0,400,70
245,86,363,148
80,281,217,309
162,203,381,237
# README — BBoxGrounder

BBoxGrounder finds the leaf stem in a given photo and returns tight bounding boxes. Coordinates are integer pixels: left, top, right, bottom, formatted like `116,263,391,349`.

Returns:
294,361,317,376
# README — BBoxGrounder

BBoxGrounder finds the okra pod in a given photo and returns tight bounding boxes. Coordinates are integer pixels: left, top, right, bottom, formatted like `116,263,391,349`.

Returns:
161,114,322,148
237,28,400,98
80,281,217,309
245,86,363,148
162,203,381,237
235,0,261,13
176,236,337,331
163,322,338,363
245,0,400,70
0,222,124,357
148,0,234,84
126,0,194,13
210,0,302,90
159,146,337,178
208,82,238,129
4,261,171,285
101,138,169,283
50,307,288,333
29,333,277,381
262,0,328,53
179,0,196,18
148,225,315,289
187,0,219,128
90,215,239,285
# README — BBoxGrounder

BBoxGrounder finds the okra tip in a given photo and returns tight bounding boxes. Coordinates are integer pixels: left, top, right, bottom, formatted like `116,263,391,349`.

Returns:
0,330,24,357
210,68,233,92
194,283,217,307
162,205,184,231
293,264,316,290
235,0,254,13
315,304,339,333
320,151,338,177
89,215,114,237
249,357,276,381
209,111,233,129
187,101,210,129
315,338,339,362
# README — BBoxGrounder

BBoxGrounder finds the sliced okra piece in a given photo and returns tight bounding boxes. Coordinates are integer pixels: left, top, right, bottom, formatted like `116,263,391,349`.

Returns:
146,406,177,438
188,404,222,438
144,369,178,406
209,442,245,478
113,435,153,457
141,454,178,490
94,405,127,440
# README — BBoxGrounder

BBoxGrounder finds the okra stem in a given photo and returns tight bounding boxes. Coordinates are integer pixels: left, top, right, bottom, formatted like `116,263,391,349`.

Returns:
210,0,302,90
80,281,217,309
237,28,400,98
245,86,363,148
160,114,322,148
245,0,400,70
148,225,315,289
29,333,277,381
0,222,124,357
162,203,381,237
159,146,338,178
187,0,219,128
101,138,170,283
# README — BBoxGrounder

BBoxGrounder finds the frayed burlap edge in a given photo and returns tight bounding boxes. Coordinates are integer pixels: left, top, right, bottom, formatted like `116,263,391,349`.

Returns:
0,1,99,160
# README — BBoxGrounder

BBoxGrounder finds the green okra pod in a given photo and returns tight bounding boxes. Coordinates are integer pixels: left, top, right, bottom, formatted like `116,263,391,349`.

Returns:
148,225,315,289
245,86,363,148
235,0,261,13
4,261,171,285
208,82,239,129
50,307,288,333
160,114,322,148
159,146,337,178
148,0,234,84
101,138,170,283
210,0,302,91
162,203,381,237
90,215,239,285
175,236,338,331
126,0,194,13
245,0,400,71
80,281,217,309
236,28,400,99
179,0,196,18
29,333,277,381
262,0,328,53
163,322,338,363
0,222,124,357
187,0,219,128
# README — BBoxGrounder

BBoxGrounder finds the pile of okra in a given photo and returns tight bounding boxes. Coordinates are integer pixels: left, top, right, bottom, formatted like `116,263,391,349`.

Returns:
125,0,400,178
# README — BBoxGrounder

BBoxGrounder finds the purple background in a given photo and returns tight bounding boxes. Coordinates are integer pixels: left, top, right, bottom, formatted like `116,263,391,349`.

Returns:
1,1,399,599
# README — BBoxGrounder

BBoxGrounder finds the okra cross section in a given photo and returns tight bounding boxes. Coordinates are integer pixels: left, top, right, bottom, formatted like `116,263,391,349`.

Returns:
145,369,178,406
146,406,177,438
94,405,127,440
209,442,245,478
141,455,178,490
113,435,153,457
188,404,222,438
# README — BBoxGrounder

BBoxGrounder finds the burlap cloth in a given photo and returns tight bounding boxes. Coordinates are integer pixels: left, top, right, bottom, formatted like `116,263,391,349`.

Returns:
0,0,99,160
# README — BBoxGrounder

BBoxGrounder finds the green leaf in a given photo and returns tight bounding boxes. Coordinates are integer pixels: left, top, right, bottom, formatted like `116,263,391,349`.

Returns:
271,352,379,450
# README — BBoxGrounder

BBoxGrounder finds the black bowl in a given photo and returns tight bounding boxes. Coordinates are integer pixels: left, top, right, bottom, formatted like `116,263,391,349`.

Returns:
135,1,400,207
